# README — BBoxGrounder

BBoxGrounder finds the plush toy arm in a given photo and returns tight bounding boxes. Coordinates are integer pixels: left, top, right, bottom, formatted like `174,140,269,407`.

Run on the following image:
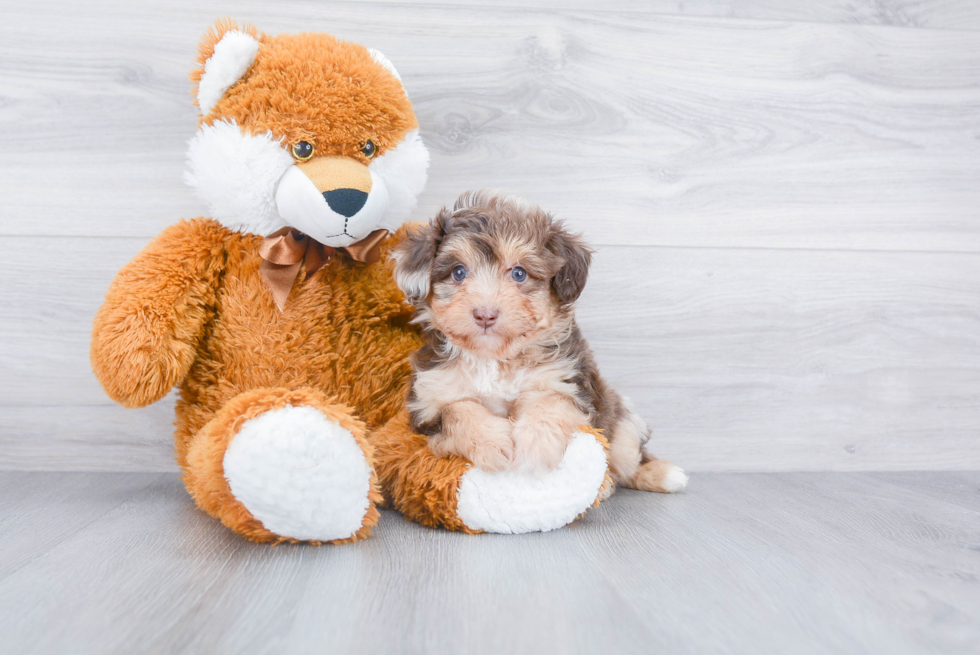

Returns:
91,218,228,408
370,411,613,534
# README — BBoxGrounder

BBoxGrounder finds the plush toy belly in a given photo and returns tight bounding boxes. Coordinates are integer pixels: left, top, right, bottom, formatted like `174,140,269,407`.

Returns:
370,412,613,534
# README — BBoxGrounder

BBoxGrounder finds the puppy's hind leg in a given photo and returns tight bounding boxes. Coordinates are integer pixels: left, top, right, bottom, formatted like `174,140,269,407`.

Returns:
609,413,688,494
631,454,689,493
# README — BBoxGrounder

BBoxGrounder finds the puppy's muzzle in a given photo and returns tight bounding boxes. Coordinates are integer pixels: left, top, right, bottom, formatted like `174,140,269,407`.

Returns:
473,307,499,329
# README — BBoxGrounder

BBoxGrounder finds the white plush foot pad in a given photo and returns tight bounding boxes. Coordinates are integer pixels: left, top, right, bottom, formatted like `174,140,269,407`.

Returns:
223,405,372,541
456,432,608,534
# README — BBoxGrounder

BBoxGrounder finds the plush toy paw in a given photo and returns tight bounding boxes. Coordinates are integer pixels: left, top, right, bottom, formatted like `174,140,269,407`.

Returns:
457,431,609,534
183,387,381,544
370,412,612,535
223,405,374,542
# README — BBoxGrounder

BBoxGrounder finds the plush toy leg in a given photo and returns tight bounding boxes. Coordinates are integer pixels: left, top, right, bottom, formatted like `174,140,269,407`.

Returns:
370,411,613,534
183,387,382,544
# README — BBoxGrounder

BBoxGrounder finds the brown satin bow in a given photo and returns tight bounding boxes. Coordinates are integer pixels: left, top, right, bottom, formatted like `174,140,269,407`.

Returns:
259,227,389,311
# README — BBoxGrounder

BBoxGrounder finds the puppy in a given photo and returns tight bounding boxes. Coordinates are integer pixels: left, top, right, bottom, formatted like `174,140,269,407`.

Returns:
392,191,687,493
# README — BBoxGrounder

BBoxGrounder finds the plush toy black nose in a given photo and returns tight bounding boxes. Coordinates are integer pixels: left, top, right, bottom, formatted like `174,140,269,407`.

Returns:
322,188,368,217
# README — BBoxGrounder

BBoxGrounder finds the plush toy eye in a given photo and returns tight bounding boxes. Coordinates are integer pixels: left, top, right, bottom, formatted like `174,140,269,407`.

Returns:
360,140,377,158
511,266,527,283
452,264,467,282
292,141,315,161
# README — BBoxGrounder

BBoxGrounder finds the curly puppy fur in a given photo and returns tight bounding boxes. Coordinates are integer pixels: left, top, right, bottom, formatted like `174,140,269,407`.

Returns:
393,191,687,492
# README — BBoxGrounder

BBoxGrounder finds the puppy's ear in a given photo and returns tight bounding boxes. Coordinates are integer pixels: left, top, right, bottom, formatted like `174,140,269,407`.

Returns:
394,209,453,304
547,221,593,305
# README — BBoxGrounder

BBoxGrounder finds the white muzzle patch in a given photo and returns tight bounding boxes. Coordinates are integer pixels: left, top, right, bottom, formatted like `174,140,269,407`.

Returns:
186,120,427,242
274,167,389,247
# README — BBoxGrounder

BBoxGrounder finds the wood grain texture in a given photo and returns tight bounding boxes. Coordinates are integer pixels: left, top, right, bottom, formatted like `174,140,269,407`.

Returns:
711,0,980,30
288,1,980,31
0,0,977,472
0,471,977,654
367,1,980,31
1,1,979,250
0,471,169,578
1,238,977,472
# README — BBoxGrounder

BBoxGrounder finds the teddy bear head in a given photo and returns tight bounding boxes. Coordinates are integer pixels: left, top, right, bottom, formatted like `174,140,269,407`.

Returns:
184,20,429,247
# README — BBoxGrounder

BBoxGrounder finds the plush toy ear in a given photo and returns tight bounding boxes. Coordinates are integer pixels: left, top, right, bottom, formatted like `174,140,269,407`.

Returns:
547,221,593,305
367,48,403,82
394,210,453,304
191,19,261,116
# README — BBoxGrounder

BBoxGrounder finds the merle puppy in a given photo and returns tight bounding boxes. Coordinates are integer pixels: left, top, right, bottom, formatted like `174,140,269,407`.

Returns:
393,191,687,493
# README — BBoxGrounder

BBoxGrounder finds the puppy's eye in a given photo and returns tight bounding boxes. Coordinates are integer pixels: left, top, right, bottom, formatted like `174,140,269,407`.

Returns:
511,266,527,283
451,264,467,282
292,141,315,161
360,140,377,158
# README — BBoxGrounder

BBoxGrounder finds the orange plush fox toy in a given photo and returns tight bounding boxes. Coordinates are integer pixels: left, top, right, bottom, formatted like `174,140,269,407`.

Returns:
91,20,611,544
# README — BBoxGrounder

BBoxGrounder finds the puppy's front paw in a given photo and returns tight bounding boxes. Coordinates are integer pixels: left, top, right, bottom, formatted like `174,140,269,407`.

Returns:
512,418,571,474
468,415,514,472
429,415,514,472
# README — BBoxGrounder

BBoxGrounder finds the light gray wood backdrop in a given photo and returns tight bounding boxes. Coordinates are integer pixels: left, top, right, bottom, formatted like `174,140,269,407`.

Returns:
0,0,978,472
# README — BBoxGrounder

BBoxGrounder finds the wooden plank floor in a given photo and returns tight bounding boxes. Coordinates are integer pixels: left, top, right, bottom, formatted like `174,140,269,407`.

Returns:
1,472,977,654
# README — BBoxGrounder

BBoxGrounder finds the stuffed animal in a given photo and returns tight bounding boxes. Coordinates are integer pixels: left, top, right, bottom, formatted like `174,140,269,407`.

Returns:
90,19,611,543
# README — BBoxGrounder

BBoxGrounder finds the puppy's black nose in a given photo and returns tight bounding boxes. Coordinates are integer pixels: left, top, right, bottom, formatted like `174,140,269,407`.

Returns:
473,307,499,329
322,188,368,217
